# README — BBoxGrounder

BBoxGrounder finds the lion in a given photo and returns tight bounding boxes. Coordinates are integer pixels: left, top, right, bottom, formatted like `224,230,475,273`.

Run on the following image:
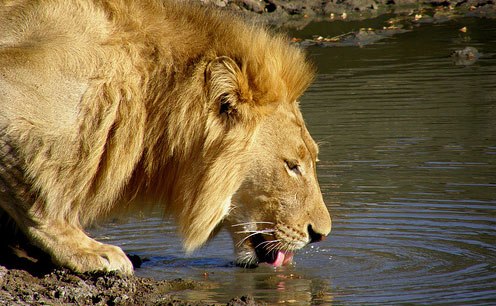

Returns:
0,0,331,274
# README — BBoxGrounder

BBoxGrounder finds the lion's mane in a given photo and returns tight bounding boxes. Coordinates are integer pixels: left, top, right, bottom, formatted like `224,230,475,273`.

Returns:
0,0,314,251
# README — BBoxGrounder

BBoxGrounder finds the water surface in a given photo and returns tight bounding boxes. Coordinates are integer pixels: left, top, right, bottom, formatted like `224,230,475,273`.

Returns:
91,17,496,305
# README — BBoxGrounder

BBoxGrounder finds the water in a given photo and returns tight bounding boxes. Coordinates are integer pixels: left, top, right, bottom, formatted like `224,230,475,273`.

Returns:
91,17,496,304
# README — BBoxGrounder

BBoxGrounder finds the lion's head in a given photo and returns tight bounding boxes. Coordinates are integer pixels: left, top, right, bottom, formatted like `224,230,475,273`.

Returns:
152,20,333,263
107,5,332,265
225,101,332,267
169,50,331,261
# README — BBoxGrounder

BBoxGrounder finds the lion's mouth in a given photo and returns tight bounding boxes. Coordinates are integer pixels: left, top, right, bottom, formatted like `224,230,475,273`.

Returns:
250,233,294,267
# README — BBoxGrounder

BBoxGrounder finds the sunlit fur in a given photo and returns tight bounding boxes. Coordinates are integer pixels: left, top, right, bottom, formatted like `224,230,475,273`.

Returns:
0,0,315,272
225,101,332,267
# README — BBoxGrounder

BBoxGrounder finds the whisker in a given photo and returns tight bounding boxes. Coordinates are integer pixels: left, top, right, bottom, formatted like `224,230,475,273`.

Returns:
255,239,280,250
236,233,257,247
231,221,274,227
236,230,273,247
237,252,257,269
235,229,274,234
267,241,283,253
246,257,257,268
284,244,295,252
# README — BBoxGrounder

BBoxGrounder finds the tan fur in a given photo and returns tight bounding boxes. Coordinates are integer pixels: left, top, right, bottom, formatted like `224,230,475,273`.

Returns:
226,101,332,267
0,0,329,274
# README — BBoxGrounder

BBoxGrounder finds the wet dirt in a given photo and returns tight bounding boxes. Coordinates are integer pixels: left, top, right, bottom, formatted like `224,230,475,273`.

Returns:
0,224,258,305
0,264,259,306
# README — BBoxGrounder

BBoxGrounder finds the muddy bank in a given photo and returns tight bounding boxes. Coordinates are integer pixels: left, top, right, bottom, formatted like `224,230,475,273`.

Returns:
206,0,495,28
0,265,196,306
0,228,258,305
0,265,258,306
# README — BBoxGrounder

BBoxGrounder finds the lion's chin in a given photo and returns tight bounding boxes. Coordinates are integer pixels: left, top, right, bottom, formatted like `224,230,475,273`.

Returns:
236,233,295,268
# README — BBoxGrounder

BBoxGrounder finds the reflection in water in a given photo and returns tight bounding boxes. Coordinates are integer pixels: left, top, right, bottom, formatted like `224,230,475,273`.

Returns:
303,17,496,305
91,214,334,304
91,18,496,304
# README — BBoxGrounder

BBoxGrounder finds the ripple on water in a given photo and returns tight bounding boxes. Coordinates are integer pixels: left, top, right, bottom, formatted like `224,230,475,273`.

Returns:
91,19,496,305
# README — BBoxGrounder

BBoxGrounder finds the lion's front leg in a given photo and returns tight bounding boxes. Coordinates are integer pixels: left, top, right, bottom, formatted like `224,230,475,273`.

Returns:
25,219,133,274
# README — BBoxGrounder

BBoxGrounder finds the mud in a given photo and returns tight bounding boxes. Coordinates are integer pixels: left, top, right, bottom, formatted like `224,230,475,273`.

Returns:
0,265,258,306
0,224,259,305
208,0,496,28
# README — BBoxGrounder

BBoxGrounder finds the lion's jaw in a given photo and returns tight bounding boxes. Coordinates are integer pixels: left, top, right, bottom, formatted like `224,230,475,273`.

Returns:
226,103,332,268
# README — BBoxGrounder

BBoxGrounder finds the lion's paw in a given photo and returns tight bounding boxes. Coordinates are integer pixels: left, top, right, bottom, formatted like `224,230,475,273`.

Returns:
27,223,134,274
64,243,134,275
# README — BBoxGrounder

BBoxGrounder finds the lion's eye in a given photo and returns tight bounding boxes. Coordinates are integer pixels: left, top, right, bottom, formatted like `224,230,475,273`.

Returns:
285,159,302,176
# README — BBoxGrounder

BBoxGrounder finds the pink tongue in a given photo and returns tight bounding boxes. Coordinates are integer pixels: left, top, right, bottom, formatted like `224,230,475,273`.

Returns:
272,251,294,267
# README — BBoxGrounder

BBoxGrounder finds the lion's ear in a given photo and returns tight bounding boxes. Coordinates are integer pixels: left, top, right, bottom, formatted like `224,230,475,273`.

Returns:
205,56,253,125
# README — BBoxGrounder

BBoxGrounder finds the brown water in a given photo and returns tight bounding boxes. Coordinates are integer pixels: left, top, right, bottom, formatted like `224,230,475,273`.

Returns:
91,17,496,304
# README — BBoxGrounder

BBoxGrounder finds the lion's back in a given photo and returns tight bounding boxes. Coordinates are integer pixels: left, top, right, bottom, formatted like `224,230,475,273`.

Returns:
0,1,113,220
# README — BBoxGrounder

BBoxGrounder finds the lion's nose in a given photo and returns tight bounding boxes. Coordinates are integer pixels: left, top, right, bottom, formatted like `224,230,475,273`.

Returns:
307,224,326,243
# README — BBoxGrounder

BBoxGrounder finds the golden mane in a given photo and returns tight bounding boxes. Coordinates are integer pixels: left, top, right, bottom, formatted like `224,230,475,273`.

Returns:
1,0,314,252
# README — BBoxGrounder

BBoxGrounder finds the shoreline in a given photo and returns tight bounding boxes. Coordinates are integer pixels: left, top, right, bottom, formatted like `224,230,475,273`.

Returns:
0,264,258,305
1,1,494,305
209,0,495,28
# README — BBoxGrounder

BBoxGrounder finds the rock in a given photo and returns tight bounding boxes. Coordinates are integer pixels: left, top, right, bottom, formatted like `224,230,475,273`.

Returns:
227,295,260,306
451,46,480,65
297,26,410,48
323,0,377,15
0,265,7,286
238,0,265,13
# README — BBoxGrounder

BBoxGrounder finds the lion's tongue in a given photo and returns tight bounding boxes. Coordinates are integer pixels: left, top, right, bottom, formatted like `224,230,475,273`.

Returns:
271,251,294,267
